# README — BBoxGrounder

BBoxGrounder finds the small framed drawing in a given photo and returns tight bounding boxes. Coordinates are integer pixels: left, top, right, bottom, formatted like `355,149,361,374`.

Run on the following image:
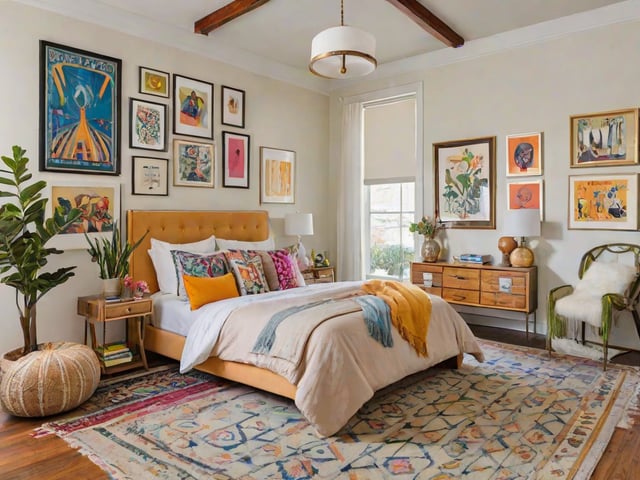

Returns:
132,156,168,196
173,74,213,139
129,98,167,151
506,132,542,176
507,180,543,220
222,131,250,188
47,181,120,250
568,173,638,230
434,136,496,229
260,146,295,204
39,41,121,175
173,139,215,188
138,66,170,98
570,108,639,167
221,85,245,128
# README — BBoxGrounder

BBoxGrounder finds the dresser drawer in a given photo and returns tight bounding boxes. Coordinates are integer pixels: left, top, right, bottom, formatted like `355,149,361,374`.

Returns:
481,292,526,310
105,299,152,319
411,263,443,287
443,267,480,290
416,285,443,297
443,288,480,304
481,270,527,295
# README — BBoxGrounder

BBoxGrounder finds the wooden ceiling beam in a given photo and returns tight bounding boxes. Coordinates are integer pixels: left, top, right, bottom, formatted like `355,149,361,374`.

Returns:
194,0,271,35
385,0,464,48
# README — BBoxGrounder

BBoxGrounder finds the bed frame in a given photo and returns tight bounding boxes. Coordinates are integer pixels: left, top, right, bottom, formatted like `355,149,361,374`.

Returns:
127,210,297,399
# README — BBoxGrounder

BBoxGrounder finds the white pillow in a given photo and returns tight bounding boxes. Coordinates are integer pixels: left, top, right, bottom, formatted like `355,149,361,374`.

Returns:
216,237,275,251
148,235,217,294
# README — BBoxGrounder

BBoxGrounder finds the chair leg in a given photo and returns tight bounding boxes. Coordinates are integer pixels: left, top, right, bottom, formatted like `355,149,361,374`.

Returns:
581,322,586,345
603,335,608,371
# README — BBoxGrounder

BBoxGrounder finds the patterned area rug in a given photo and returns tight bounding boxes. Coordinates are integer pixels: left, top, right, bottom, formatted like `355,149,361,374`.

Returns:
37,340,640,479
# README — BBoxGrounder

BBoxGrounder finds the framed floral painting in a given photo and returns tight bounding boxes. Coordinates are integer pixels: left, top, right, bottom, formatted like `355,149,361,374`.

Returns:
434,136,496,229
173,139,215,188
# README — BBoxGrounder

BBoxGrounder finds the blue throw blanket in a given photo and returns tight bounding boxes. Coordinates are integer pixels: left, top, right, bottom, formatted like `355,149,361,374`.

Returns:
354,295,393,348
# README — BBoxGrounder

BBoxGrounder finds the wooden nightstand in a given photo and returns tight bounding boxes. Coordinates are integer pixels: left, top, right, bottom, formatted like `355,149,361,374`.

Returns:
77,295,152,375
302,266,336,284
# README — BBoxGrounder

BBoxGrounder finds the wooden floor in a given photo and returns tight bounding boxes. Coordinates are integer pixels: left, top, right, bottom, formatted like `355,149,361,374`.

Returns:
1,326,638,479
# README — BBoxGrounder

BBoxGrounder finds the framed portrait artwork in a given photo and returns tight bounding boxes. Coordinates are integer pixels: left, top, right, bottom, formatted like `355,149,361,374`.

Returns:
222,131,250,188
221,85,245,128
47,181,120,250
506,132,542,176
138,66,170,98
39,41,121,175
434,136,496,229
173,139,215,188
132,156,168,196
173,74,213,139
570,108,639,167
260,147,295,204
568,173,638,230
129,98,167,151
507,180,544,220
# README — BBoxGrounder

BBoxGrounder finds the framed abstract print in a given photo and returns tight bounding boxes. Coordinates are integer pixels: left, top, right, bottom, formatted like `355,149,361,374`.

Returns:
47,181,120,250
434,136,496,229
132,156,168,196
570,108,639,167
173,74,213,139
138,66,169,98
39,41,121,175
173,139,215,188
129,98,167,151
568,173,638,230
507,180,544,220
221,85,245,128
222,131,250,189
506,132,542,176
260,146,295,204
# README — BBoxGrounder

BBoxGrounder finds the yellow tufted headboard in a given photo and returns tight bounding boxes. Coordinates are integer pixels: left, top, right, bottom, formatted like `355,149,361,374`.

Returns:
127,210,270,293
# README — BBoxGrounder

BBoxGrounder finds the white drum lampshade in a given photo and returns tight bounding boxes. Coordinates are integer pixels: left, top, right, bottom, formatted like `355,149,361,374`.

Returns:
503,209,541,267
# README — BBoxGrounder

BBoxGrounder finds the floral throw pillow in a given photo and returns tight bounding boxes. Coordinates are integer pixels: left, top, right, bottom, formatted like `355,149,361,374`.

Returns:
171,250,229,297
224,249,270,295
267,249,299,290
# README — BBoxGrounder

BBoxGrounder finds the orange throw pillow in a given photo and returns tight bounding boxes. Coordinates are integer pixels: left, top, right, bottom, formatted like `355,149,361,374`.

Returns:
183,273,240,310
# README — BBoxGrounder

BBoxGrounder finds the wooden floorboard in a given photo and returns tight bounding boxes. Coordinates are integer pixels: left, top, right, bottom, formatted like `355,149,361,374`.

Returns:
1,326,638,479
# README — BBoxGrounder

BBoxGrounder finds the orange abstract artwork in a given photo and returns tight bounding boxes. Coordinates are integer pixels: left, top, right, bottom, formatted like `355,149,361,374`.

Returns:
572,178,627,223
264,159,292,197
508,182,541,210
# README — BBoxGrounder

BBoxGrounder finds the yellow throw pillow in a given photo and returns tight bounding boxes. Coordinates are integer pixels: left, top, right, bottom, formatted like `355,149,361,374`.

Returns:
183,273,240,310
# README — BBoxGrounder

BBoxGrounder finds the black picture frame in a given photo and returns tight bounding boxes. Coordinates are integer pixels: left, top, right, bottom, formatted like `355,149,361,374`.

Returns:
221,85,245,128
173,74,214,139
132,156,169,196
222,131,250,188
129,98,167,152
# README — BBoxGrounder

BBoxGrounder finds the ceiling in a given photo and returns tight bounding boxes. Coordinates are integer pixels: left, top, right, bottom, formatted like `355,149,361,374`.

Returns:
21,0,638,93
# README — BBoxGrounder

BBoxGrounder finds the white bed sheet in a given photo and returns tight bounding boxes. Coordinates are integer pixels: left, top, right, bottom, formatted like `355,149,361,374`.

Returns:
151,292,193,336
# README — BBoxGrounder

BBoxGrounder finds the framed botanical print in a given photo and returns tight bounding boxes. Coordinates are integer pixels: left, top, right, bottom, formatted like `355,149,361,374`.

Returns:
222,131,250,188
506,132,542,176
129,98,167,151
568,173,638,230
47,181,120,250
132,156,168,196
434,136,496,229
570,108,639,167
507,180,544,220
221,85,245,128
260,146,295,204
138,66,170,97
173,139,215,188
39,41,121,175
173,74,213,139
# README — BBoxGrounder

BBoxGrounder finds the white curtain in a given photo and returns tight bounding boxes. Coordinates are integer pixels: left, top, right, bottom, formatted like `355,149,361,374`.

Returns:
336,101,364,281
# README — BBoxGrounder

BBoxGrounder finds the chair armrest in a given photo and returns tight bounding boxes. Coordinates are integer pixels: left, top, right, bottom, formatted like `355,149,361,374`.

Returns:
547,284,574,343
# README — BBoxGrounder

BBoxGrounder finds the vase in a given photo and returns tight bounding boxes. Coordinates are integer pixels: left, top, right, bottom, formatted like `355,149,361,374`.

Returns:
102,277,121,297
421,237,441,262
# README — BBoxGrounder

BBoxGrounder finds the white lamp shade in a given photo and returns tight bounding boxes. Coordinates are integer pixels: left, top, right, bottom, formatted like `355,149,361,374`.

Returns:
503,209,541,237
309,26,376,79
285,213,314,236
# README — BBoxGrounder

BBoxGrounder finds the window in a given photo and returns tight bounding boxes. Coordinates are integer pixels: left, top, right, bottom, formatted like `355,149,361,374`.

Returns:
365,182,415,280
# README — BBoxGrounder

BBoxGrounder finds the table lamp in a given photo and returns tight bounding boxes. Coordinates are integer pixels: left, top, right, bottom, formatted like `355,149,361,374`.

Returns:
284,213,314,269
502,209,540,267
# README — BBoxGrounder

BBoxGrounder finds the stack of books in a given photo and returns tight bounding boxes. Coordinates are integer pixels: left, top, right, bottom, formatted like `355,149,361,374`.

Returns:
96,342,133,367
459,253,493,264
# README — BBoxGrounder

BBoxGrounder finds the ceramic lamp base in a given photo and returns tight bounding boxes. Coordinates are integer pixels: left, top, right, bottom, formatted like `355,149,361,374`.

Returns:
510,246,534,267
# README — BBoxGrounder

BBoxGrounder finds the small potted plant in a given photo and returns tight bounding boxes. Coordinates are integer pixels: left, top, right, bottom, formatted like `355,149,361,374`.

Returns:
409,216,446,262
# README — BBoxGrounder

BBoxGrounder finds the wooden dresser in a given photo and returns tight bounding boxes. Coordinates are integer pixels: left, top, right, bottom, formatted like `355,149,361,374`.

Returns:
410,262,538,335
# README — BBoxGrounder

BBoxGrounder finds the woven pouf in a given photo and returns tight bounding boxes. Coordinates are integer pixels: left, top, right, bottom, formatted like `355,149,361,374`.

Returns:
0,342,100,417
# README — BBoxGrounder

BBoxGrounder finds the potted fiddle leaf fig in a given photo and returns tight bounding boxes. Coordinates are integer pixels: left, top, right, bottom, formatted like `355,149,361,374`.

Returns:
0,145,83,357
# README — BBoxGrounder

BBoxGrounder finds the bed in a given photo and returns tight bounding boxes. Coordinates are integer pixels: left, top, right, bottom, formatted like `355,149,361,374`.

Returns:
127,209,484,436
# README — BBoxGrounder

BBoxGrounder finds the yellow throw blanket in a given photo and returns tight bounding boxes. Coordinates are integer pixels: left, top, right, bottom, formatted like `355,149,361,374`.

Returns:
361,279,431,357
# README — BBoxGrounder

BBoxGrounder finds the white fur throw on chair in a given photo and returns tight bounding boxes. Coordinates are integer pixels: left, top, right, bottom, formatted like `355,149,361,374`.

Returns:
555,261,637,328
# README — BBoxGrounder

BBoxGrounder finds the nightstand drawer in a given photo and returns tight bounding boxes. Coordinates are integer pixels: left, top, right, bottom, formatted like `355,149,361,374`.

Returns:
443,267,480,290
105,299,152,319
443,288,480,304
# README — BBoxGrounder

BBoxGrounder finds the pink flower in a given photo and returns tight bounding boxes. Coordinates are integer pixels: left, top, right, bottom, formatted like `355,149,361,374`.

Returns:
123,274,133,289
134,280,150,294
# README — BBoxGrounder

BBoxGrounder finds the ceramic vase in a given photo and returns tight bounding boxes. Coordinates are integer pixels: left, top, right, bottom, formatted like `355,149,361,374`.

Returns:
102,277,121,297
421,237,440,262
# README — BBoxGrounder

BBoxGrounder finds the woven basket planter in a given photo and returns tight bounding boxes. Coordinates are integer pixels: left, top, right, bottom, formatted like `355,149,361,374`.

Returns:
0,342,100,417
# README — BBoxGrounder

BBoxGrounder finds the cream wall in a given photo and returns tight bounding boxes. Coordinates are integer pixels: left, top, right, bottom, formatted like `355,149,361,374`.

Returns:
0,2,330,355
329,21,640,346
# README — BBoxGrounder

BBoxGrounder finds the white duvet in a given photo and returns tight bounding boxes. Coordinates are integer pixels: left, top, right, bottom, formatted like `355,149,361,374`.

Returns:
179,281,485,437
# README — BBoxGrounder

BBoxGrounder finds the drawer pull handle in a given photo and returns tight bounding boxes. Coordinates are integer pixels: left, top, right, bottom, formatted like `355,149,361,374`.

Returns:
454,275,466,280
126,308,131,313
452,295,465,301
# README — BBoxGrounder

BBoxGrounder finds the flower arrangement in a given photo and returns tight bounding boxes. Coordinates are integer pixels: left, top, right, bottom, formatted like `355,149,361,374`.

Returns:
408,216,446,239
123,275,149,298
